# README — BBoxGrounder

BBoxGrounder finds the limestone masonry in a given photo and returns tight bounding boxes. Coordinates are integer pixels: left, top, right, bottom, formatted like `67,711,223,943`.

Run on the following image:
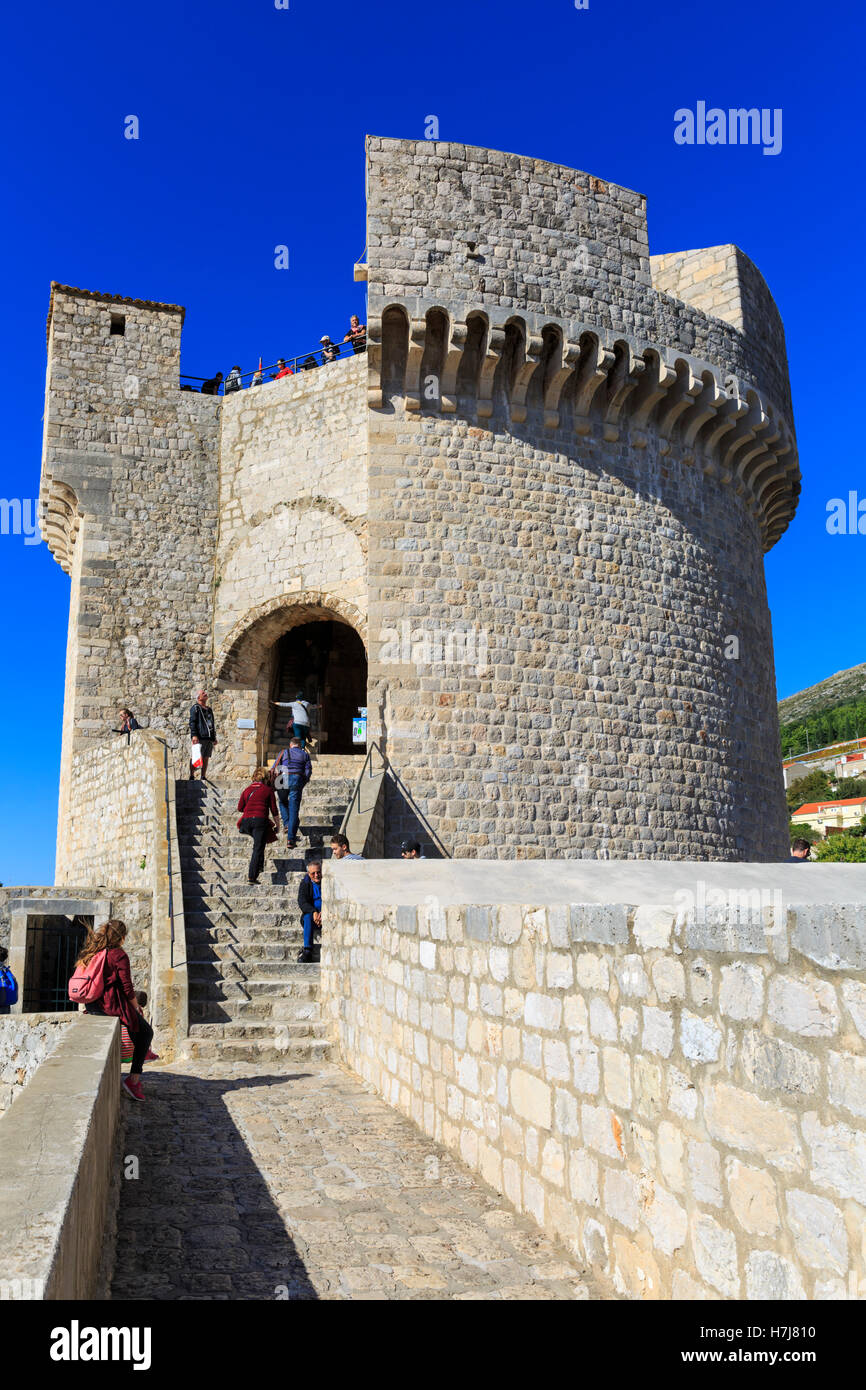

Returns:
40,136,800,874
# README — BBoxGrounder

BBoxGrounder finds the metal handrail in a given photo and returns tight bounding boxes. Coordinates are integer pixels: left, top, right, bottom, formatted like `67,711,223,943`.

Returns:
180,335,366,395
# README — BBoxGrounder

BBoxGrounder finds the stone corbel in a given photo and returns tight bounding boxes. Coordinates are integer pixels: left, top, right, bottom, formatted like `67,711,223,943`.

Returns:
573,334,615,435
440,318,468,413
404,318,428,412
700,379,751,475
366,314,383,409
477,323,506,420
511,330,544,424
604,343,646,440
719,394,770,482
656,361,704,438
680,370,726,449
629,350,678,434
544,338,581,430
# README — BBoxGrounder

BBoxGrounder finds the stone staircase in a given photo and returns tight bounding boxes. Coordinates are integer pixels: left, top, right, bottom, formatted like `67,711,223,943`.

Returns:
174,766,360,1063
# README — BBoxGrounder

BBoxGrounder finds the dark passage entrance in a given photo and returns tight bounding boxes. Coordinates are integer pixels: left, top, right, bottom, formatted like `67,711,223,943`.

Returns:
272,620,367,755
23,916,90,1012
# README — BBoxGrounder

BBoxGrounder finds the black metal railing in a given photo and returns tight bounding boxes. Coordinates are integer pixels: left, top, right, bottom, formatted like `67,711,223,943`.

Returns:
180,335,367,395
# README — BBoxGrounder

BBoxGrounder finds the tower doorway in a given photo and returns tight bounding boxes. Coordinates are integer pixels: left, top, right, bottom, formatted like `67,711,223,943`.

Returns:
271,620,367,756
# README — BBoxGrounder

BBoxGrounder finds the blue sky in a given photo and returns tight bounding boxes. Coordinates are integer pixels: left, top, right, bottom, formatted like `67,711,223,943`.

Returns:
0,0,862,884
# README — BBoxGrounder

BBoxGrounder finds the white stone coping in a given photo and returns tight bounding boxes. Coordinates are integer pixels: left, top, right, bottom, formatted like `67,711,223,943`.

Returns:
327,859,866,908
0,1015,120,1299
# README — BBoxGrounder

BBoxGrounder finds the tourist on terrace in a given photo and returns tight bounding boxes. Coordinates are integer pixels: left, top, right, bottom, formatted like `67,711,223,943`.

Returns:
237,768,279,884
224,365,243,393
344,315,366,354
400,838,422,859
789,838,813,862
271,737,312,850
297,860,323,963
114,707,140,741
78,919,154,1102
273,358,294,379
201,371,223,395
300,355,318,371
320,335,340,364
249,367,264,388
189,690,217,781
330,832,363,860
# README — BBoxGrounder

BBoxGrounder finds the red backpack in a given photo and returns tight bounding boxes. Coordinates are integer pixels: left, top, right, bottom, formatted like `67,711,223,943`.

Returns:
68,948,108,1005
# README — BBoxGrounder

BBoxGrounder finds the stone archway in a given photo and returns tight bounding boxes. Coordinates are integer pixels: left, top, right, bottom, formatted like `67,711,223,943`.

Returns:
213,593,368,771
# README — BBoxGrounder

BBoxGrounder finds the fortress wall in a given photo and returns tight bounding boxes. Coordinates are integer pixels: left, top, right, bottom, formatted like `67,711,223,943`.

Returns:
215,355,369,661
366,139,791,413
367,405,788,861
41,288,221,869
322,862,866,1301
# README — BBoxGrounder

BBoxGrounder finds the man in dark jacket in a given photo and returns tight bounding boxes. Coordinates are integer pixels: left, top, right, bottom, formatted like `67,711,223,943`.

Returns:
271,737,312,848
189,690,217,780
297,860,322,963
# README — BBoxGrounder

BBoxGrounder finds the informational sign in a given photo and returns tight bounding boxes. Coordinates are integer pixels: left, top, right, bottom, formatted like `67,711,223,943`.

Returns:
236,718,255,730
352,716,367,745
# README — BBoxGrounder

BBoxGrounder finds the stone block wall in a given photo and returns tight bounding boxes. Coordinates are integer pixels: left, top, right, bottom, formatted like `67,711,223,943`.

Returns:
367,408,785,860
58,733,160,888
215,355,368,668
322,863,866,1300
41,286,221,868
0,1014,74,1117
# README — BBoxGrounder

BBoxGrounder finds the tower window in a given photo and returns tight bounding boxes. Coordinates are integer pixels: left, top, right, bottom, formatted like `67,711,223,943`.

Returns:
110,313,126,336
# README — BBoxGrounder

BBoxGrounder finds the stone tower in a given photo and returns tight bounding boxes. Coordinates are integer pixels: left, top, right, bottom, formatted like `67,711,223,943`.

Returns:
40,137,799,872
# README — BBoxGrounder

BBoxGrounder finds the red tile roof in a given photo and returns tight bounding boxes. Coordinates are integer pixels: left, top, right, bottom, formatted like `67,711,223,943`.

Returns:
792,797,866,816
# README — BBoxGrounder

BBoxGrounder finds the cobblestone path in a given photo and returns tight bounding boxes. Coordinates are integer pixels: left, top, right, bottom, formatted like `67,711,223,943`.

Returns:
109,1060,601,1300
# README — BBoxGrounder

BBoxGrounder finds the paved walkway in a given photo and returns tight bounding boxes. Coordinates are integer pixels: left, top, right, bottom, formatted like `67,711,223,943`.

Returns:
109,1060,600,1300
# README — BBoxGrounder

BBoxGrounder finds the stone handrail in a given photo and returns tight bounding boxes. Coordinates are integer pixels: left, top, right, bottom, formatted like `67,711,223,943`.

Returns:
340,742,387,857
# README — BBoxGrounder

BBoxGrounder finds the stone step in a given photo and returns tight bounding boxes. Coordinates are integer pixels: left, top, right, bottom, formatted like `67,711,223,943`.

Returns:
186,973,319,1001
187,958,315,984
185,923,303,943
187,940,303,963
188,1020,326,1040
190,996,321,1023
180,1037,333,1063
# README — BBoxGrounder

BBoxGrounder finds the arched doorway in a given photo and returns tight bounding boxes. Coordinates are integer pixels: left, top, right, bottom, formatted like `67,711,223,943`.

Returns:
269,619,367,756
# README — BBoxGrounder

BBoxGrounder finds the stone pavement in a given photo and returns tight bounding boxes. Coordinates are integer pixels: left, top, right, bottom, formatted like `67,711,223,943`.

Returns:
108,1059,603,1300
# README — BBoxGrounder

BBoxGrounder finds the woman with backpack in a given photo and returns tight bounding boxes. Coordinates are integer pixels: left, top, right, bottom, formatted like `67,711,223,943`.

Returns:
73,920,153,1102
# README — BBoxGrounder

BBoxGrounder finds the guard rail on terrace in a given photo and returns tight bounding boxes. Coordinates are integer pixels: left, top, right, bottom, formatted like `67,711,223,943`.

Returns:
180,337,366,394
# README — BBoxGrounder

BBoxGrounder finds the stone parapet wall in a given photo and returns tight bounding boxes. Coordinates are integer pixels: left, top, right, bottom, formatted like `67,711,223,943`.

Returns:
59,733,161,888
0,1014,75,1117
322,861,866,1300
366,138,791,415
0,1015,120,1299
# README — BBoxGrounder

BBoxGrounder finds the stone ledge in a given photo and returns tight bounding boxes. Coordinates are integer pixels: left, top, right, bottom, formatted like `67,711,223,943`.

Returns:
0,1015,120,1299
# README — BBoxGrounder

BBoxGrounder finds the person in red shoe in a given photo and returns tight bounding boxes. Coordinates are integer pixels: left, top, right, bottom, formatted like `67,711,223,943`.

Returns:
77,919,153,1102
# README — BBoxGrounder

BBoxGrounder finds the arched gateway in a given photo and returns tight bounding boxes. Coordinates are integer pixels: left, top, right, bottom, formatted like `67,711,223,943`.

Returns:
214,593,368,774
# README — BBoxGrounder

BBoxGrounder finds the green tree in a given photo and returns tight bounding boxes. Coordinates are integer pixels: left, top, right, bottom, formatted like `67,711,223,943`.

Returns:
786,768,833,814
814,834,866,862
789,821,819,845
828,776,866,800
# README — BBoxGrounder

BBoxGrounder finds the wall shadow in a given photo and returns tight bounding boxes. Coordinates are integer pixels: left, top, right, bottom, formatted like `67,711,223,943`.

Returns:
108,1070,318,1301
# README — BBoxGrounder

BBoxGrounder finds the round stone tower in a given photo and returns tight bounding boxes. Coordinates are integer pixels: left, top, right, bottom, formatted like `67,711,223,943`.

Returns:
362,137,799,861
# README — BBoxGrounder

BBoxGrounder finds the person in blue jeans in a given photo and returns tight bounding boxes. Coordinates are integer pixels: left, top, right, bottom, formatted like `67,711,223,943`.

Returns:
297,861,322,963
271,737,312,849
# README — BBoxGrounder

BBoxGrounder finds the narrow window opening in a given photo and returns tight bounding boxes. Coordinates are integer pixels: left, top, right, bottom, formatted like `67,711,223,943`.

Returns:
110,312,126,336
